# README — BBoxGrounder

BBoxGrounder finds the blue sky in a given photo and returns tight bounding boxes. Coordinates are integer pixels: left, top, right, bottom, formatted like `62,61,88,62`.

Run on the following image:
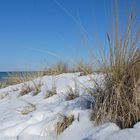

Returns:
0,0,139,71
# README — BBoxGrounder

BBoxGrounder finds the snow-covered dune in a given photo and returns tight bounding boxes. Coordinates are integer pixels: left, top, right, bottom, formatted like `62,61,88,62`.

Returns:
0,73,140,140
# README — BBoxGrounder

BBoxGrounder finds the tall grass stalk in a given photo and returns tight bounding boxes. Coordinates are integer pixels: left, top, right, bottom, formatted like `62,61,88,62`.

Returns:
92,9,140,129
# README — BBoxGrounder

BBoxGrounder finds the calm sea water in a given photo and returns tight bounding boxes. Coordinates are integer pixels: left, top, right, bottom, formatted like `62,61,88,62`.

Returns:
0,72,9,82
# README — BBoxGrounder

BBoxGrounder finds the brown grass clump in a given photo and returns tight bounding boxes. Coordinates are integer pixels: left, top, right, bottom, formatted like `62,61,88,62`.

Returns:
75,61,93,76
56,114,74,134
45,82,57,98
45,89,56,98
66,86,79,101
32,82,42,96
17,100,36,115
43,61,93,76
20,84,33,96
19,81,42,96
92,11,140,129
44,62,69,75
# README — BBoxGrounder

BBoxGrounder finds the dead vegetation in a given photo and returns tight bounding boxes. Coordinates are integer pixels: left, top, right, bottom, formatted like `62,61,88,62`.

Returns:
20,84,33,96
44,81,57,98
75,61,93,76
19,82,42,96
32,82,42,96
92,10,140,129
7,71,44,85
43,61,93,76
66,86,79,101
44,62,69,75
0,92,9,99
56,114,74,134
17,100,36,115
1,61,94,89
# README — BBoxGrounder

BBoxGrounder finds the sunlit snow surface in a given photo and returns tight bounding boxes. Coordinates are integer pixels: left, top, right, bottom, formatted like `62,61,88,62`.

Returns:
0,73,140,140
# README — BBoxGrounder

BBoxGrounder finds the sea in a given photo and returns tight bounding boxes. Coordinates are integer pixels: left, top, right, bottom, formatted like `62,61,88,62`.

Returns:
0,71,41,83
0,72,31,83
0,72,10,82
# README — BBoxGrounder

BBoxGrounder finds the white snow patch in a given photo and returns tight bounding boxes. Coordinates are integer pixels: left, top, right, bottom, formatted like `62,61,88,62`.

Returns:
0,73,139,140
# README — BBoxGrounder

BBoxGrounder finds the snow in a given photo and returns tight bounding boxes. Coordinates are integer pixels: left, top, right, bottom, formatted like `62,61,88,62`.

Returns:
0,72,140,140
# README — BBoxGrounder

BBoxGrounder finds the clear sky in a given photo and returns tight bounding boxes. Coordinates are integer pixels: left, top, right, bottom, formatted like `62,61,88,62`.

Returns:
0,0,139,71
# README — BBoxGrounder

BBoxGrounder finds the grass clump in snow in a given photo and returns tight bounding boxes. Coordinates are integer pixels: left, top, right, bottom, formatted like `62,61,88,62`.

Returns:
19,81,42,96
43,61,93,76
66,86,79,101
56,114,74,134
0,92,8,99
45,88,57,98
44,62,69,75
45,82,57,98
32,82,42,96
92,11,140,129
17,100,36,115
75,61,93,76
20,84,33,96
